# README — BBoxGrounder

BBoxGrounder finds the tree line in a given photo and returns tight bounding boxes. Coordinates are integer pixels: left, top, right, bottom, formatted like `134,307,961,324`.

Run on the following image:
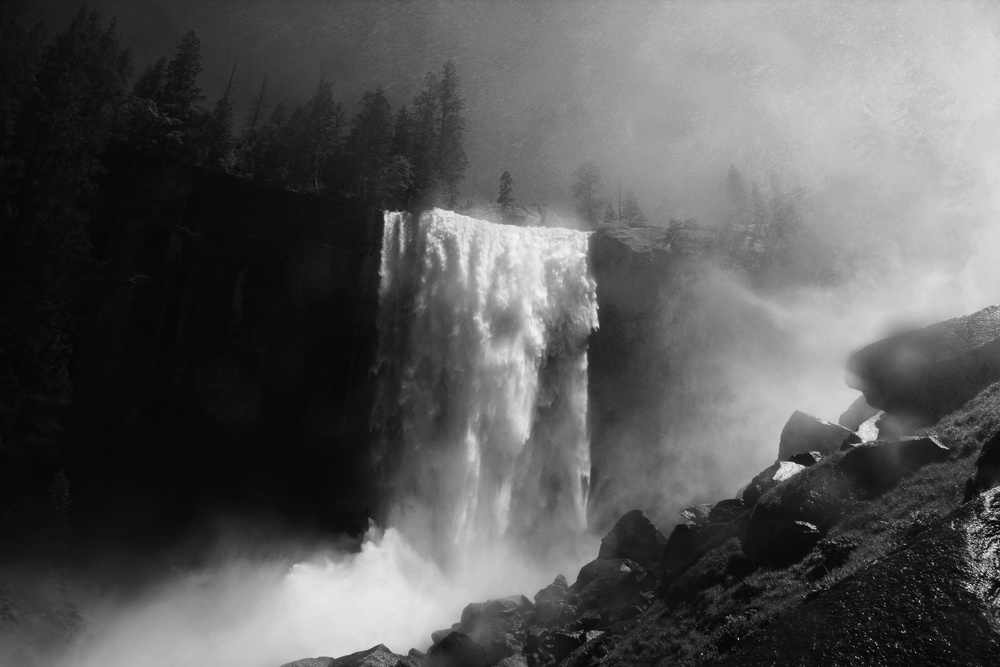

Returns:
128,34,468,209
0,3,470,545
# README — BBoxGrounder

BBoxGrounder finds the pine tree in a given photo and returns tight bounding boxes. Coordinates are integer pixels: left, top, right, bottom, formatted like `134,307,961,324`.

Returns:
132,57,167,99
436,59,468,207
497,170,515,212
206,58,237,170
620,191,647,227
286,77,343,193
571,160,603,229
347,86,394,202
160,31,203,121
603,202,618,224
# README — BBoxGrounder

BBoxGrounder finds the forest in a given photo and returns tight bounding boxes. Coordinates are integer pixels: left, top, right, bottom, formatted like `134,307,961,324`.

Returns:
0,3,837,556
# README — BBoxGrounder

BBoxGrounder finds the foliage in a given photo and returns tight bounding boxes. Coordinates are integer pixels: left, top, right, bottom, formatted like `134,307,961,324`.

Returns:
0,5,131,539
620,190,647,227
571,160,604,229
497,170,515,212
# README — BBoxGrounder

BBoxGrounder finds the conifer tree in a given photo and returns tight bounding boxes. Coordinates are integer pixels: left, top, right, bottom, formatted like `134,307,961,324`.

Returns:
571,160,603,229
620,191,647,226
497,170,515,212
347,86,393,202
160,31,204,121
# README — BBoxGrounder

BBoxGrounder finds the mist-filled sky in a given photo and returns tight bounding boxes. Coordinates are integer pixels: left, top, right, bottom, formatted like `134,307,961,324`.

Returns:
28,2,1000,242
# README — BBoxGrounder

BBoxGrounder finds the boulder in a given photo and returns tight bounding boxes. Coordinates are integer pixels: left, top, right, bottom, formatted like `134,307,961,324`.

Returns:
972,430,1000,495
725,486,1000,665
855,411,882,442
779,411,861,460
838,395,880,431
680,503,713,526
597,509,667,564
455,596,532,665
427,632,488,667
839,436,950,495
572,558,653,613
533,574,569,604
708,499,747,523
787,451,823,467
847,305,1000,426
742,461,807,507
742,517,822,568
280,644,406,667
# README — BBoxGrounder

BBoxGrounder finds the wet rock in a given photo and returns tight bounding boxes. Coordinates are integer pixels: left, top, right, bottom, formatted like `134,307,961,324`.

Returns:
742,461,806,506
533,575,569,604
708,499,747,523
597,510,667,565
972,430,1000,496
548,631,584,663
280,644,407,667
787,451,823,467
573,558,652,613
680,503,713,526
840,436,950,496
743,516,822,568
847,305,1000,426
455,596,532,665
724,486,1000,665
838,395,880,431
779,411,860,460
427,632,488,667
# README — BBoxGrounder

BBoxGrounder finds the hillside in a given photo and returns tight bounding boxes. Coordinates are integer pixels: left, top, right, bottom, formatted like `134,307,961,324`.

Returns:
282,303,1000,667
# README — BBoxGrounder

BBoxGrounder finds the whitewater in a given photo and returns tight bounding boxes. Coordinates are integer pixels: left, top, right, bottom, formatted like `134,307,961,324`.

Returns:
52,210,599,667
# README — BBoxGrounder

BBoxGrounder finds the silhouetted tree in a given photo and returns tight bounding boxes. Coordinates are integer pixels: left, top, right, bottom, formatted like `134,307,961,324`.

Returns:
497,170,515,212
160,31,203,121
571,160,603,229
132,56,166,99
436,59,468,207
206,58,237,170
286,77,343,193
620,190,647,226
346,86,394,203
603,202,618,224
0,7,131,509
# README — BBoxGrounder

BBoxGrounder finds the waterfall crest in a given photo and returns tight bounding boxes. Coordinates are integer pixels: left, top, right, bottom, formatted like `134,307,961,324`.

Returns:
373,209,598,557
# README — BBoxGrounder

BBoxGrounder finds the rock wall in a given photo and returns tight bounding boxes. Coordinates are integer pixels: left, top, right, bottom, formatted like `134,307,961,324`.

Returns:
67,166,382,544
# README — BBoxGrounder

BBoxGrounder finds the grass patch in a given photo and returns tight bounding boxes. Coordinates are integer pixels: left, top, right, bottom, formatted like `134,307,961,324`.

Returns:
593,380,1000,666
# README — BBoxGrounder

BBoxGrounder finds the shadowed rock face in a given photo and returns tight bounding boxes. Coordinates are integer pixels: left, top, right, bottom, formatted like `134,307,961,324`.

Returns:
847,304,1000,426
724,486,1000,666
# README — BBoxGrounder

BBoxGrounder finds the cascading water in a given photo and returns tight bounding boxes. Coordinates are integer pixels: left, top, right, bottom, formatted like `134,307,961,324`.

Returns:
373,209,599,560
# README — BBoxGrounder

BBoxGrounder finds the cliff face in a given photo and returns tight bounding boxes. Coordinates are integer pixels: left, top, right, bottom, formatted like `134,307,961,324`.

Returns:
68,167,382,543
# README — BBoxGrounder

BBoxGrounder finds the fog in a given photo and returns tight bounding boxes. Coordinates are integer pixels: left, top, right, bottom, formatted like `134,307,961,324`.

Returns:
21,1,1000,665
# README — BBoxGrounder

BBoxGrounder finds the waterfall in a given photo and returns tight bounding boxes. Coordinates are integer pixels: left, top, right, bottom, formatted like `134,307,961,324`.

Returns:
373,209,598,558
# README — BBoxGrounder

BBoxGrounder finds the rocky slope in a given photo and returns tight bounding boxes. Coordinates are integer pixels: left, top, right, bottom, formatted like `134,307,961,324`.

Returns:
286,303,1000,667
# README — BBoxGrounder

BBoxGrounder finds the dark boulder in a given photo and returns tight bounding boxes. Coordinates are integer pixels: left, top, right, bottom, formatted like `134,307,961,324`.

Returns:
742,461,807,507
839,436,950,496
427,632,488,667
838,395,879,431
742,517,821,568
680,503,713,526
787,451,823,467
533,574,569,604
846,304,1000,426
971,430,1000,496
708,499,747,523
597,509,667,565
724,486,1000,666
779,411,860,460
280,644,406,667
455,596,532,665
572,558,653,614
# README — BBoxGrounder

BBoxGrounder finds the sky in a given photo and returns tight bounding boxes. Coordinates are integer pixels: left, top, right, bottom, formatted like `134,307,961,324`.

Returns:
26,1,1000,227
